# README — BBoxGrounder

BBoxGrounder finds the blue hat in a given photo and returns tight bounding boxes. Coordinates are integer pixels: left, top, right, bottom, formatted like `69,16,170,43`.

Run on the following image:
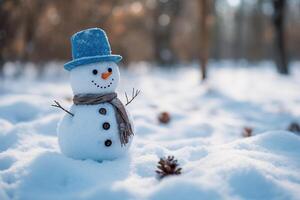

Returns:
64,28,122,71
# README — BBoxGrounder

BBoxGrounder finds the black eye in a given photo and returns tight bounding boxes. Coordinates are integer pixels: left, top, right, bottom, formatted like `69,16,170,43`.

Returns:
108,68,112,73
92,69,98,75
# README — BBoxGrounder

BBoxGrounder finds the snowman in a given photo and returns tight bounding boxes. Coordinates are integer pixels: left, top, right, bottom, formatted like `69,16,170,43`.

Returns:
53,28,138,161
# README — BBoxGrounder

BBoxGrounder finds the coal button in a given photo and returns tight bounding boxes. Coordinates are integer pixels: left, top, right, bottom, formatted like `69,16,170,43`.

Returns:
103,122,110,130
99,108,107,115
105,139,112,147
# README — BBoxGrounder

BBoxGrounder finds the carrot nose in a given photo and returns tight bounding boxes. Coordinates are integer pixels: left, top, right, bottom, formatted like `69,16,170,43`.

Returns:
101,71,112,80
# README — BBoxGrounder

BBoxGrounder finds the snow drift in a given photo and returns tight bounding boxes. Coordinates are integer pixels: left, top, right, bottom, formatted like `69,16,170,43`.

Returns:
0,62,300,200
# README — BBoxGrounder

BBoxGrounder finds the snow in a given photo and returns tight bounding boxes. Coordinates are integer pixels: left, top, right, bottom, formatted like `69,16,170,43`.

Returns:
0,62,300,200
58,103,131,160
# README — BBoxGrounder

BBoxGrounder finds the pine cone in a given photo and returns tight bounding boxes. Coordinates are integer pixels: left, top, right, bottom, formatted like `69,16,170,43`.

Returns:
158,112,171,124
242,127,253,137
156,155,182,179
288,122,300,134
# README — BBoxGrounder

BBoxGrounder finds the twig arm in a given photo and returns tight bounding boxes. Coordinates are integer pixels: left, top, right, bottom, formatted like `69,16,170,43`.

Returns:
51,100,74,117
125,88,140,106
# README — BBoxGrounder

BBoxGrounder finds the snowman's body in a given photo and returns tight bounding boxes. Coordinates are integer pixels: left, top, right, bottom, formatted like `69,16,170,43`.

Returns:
58,103,132,160
57,61,133,161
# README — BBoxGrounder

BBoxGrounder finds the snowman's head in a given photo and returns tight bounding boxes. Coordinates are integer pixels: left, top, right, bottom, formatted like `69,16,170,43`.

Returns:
70,61,120,94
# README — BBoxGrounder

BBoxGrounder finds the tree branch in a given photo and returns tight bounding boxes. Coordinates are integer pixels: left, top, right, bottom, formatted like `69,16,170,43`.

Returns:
125,88,140,106
51,100,74,117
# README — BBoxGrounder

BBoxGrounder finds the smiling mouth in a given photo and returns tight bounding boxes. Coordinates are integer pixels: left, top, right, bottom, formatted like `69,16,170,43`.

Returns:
91,78,114,89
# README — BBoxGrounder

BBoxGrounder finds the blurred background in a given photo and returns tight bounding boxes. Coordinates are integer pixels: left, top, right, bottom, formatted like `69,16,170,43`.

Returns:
0,0,299,78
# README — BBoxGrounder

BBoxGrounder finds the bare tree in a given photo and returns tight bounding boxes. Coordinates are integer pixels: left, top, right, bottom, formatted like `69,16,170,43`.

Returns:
211,1,221,60
153,0,181,66
272,0,289,74
0,0,21,77
234,0,245,61
199,0,212,81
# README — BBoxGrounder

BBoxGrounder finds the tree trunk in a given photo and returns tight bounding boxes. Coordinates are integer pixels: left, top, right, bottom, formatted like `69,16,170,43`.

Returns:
199,0,211,81
153,0,180,66
234,0,245,61
0,56,4,78
272,0,289,74
211,1,221,60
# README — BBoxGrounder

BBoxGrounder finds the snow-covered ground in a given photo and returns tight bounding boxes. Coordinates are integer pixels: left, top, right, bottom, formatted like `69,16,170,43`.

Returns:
0,62,300,200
